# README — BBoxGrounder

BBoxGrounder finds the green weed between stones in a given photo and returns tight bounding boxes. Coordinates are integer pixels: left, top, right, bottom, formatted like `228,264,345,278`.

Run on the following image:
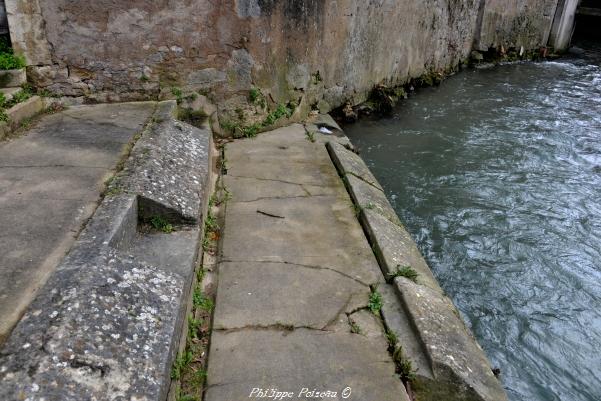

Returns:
221,102,296,138
249,87,267,108
389,265,419,283
193,287,214,312
0,38,25,70
386,329,417,383
368,287,383,314
349,319,362,334
150,216,173,233
172,266,214,400
306,130,316,143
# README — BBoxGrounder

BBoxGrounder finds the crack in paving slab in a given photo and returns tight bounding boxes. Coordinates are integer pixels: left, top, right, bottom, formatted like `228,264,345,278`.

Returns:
227,174,332,189
219,258,372,287
231,193,332,203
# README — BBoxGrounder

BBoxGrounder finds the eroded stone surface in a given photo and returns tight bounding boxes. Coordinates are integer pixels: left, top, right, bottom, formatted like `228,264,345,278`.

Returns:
345,174,401,225
206,329,409,401
327,141,383,191
0,248,183,401
113,101,211,223
0,102,155,343
361,208,442,292
10,1,558,115
394,277,508,401
214,261,369,330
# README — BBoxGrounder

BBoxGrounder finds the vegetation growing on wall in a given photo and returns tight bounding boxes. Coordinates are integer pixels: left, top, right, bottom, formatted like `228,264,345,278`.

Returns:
0,38,25,70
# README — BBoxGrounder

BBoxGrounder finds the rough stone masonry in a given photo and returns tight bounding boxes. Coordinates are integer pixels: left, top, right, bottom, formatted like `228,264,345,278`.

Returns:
6,0,567,114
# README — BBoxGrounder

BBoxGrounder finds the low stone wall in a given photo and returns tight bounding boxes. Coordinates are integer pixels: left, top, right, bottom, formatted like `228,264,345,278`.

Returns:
6,0,564,115
0,101,213,400
327,140,507,401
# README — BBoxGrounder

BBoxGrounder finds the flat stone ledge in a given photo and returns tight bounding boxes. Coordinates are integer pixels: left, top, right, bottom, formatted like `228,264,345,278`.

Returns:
0,101,212,401
0,68,26,88
7,95,45,129
345,173,401,225
361,208,442,292
393,277,508,401
327,141,383,191
113,100,212,224
206,329,410,401
327,137,508,401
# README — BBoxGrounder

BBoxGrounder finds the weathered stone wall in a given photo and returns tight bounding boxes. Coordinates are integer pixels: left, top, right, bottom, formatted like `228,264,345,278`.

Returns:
6,0,562,112
474,0,559,51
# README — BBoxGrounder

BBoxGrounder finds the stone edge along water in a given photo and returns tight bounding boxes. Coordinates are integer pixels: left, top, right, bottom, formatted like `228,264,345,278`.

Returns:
0,100,213,401
326,140,508,401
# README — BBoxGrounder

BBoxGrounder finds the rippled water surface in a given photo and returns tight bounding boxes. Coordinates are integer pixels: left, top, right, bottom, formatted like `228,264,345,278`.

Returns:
345,57,601,401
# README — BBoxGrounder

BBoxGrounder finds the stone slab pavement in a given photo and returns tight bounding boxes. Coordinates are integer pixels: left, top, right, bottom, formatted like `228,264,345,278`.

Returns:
0,102,155,343
206,124,410,401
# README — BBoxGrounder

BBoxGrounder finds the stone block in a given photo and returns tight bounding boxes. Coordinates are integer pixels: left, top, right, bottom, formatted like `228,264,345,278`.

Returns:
0,68,26,88
206,329,410,401
213,261,369,330
345,174,401,225
392,277,508,401
327,140,383,191
114,101,212,223
6,96,44,128
0,100,212,401
361,208,442,292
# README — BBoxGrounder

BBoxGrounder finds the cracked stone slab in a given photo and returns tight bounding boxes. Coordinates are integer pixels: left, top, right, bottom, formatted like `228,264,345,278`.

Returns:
222,196,383,286
205,329,410,401
345,174,401,225
225,124,342,188
114,101,211,223
327,141,383,191
213,261,369,330
348,309,387,344
393,277,508,401
361,208,442,292
223,174,337,203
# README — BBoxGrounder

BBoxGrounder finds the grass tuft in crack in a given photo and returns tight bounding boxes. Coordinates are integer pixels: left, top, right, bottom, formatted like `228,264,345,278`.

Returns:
389,265,419,283
150,216,173,233
386,329,417,384
368,287,383,314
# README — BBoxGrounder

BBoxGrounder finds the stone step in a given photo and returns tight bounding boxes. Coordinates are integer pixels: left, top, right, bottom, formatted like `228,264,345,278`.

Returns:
0,87,21,102
0,68,26,88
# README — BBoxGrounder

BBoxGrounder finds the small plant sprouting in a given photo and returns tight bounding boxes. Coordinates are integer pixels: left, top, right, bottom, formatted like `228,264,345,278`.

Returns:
390,265,419,283
171,87,184,104
386,330,398,350
188,315,202,339
311,71,322,85
150,216,173,233
364,202,375,210
193,287,214,312
306,131,316,143
171,350,193,380
368,287,383,314
249,87,266,108
349,319,361,334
